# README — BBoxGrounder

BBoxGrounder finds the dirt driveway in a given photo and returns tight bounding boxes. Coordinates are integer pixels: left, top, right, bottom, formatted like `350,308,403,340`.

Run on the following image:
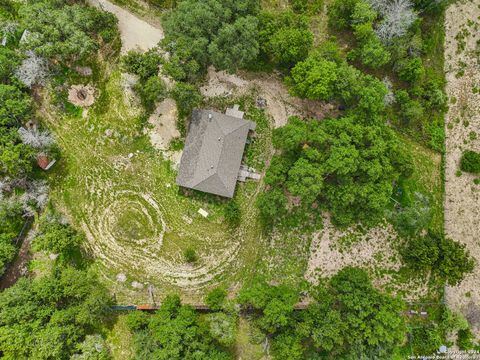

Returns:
87,0,164,53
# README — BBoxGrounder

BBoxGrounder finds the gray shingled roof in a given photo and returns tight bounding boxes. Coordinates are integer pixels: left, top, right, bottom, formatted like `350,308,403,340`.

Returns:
176,109,256,198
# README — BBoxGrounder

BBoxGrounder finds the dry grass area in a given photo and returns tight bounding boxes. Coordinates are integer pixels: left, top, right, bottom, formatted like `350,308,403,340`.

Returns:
444,0,480,334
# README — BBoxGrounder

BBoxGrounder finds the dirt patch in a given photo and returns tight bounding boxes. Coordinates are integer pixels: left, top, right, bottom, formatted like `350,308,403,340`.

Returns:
201,67,338,128
305,214,399,277
443,0,480,336
68,84,96,107
87,0,164,54
147,98,179,151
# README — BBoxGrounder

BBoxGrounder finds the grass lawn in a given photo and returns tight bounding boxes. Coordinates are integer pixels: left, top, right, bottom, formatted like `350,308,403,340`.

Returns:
41,61,273,303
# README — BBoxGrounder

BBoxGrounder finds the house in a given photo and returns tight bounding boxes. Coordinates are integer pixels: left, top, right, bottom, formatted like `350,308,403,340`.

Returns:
176,107,256,198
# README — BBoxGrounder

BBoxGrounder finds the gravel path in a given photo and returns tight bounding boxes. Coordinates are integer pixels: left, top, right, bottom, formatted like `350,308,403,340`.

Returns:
87,0,164,54
443,0,480,336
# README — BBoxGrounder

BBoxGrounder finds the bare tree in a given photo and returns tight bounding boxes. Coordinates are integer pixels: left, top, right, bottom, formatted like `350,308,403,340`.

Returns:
368,0,418,44
20,180,49,217
18,127,55,149
15,50,49,88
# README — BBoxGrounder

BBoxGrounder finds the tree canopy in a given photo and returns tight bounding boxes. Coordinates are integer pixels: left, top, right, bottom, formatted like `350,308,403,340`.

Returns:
262,115,412,226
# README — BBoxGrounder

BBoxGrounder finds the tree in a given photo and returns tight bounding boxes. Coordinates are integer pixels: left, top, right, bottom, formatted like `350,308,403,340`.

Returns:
267,115,412,226
19,2,117,62
0,84,32,127
286,158,324,204
0,47,20,84
397,57,425,82
329,267,406,357
33,220,83,255
71,335,112,360
402,233,439,269
161,0,259,77
0,142,34,178
207,312,237,346
256,188,288,225
269,27,313,68
374,0,418,45
0,266,111,359
136,76,167,110
129,295,231,360
205,287,228,311
238,280,299,334
438,237,475,286
208,16,259,72
288,56,339,100
15,50,49,88
121,49,162,80
271,332,304,360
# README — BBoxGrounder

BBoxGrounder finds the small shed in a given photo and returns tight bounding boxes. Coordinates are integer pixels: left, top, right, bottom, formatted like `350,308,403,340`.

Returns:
37,154,49,170
36,154,56,171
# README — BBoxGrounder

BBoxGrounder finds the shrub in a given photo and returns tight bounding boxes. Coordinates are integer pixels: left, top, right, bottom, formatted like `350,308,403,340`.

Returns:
224,201,241,227
184,247,197,263
205,287,228,311
397,57,425,82
460,151,480,174
121,49,162,80
291,0,324,14
402,234,439,269
136,76,166,111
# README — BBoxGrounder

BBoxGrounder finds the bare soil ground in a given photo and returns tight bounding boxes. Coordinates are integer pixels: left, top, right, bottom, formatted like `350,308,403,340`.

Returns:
87,0,164,54
201,67,339,128
147,98,179,151
444,0,480,334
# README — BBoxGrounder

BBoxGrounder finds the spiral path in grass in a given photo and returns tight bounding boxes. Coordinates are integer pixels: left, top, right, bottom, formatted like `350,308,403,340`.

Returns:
79,175,241,290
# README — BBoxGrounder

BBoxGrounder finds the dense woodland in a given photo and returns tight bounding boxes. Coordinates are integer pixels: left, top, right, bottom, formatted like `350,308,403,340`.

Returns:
0,0,479,358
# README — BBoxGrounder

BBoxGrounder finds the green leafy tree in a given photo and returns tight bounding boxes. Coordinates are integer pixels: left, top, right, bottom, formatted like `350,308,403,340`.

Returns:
269,27,313,68
329,267,406,357
129,295,231,360
208,16,259,72
256,188,288,225
402,234,440,270
0,47,21,84
207,312,237,346
268,115,412,226
136,76,166,111
237,280,299,334
289,56,339,100
19,2,117,62
0,267,111,359
271,332,304,360
161,0,259,77
0,142,34,178
397,57,425,83
0,84,32,127
438,237,475,286
205,287,228,311
121,49,162,80
33,221,83,255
